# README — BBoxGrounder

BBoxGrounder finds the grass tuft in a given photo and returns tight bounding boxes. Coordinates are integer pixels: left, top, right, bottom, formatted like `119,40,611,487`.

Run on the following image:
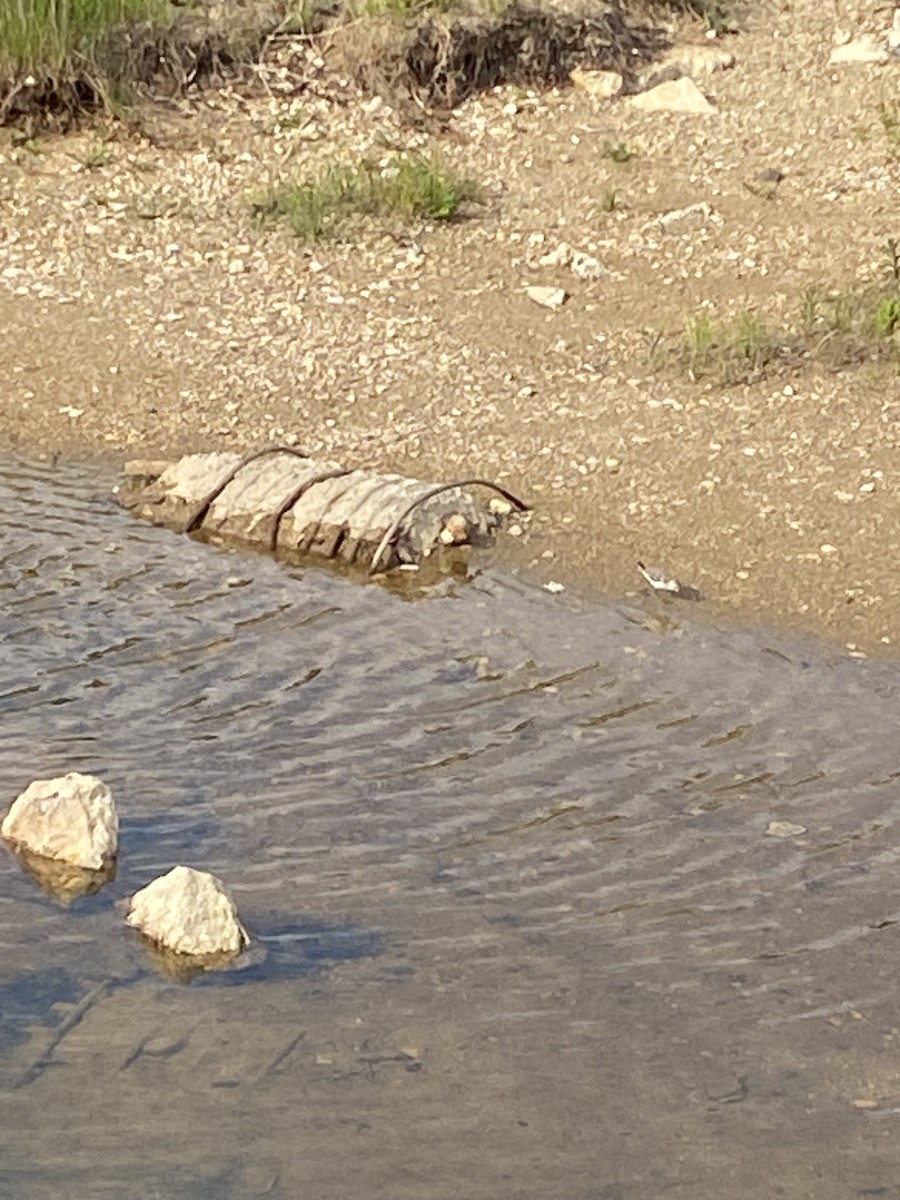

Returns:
679,276,900,385
683,310,780,383
0,0,171,76
252,154,484,241
600,140,637,165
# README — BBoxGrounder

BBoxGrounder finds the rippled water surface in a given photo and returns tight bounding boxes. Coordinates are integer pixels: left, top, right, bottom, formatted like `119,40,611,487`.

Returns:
3,458,900,1199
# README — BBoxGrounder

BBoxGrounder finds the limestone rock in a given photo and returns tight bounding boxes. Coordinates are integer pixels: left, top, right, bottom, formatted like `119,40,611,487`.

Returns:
829,36,890,64
628,78,716,115
537,244,604,280
570,67,623,98
656,201,717,232
127,865,249,956
570,251,605,281
526,285,568,310
1,772,118,870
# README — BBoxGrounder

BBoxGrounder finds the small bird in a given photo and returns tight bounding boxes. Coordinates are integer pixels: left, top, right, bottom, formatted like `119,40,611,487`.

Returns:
637,561,702,601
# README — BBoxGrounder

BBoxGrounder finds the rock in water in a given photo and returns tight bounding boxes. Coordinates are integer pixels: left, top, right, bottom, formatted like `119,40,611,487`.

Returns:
1,772,118,870
127,865,249,956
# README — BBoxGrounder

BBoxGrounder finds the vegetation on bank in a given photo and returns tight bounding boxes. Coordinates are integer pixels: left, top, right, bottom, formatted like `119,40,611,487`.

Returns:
675,244,900,385
252,155,484,241
0,0,672,125
0,0,171,75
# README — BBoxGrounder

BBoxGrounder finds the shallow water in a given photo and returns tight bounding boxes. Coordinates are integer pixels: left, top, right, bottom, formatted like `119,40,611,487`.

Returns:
2,458,900,1199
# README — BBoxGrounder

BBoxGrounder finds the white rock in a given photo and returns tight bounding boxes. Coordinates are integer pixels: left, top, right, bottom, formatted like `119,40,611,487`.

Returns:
526,285,568,310
1,773,118,870
127,865,248,956
628,78,716,115
570,67,623,98
570,251,605,280
657,201,716,231
828,36,890,64
538,242,572,268
766,820,807,839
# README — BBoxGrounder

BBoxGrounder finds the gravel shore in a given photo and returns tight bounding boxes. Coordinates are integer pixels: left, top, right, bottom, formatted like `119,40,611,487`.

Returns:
1,0,898,655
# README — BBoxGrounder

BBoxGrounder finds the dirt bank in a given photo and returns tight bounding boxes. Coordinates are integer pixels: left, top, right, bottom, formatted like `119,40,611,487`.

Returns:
1,0,898,656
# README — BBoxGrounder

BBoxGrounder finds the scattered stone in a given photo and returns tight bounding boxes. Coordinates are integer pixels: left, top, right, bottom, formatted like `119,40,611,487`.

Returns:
766,820,807,839
1,773,118,870
656,201,716,231
126,865,249,957
526,285,568,310
828,36,891,65
658,43,736,77
570,251,605,280
628,78,716,115
538,243,573,268
538,243,604,280
570,67,623,99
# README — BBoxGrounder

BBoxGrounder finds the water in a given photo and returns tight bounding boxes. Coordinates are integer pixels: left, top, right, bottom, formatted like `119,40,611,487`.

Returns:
2,457,900,1199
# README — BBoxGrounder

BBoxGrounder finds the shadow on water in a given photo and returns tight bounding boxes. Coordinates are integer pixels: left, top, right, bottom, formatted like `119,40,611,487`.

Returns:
4,457,900,1199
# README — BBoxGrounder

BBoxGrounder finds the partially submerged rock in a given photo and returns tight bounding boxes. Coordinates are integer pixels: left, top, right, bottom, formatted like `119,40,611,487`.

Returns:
117,447,529,574
1,772,118,870
127,865,249,957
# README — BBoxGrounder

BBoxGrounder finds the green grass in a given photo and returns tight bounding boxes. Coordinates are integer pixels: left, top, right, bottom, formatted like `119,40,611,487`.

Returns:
683,310,780,383
679,279,900,384
600,140,637,165
0,0,171,75
597,186,621,214
252,154,484,241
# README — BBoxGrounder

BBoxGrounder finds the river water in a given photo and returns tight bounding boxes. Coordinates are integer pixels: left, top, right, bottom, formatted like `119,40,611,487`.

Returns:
1,457,900,1199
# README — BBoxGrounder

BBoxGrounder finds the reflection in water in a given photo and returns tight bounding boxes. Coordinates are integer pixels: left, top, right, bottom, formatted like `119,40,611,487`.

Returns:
2,458,900,1198
6,845,116,905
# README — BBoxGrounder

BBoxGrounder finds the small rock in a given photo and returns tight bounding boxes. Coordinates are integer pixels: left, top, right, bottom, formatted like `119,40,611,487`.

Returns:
570,67,623,99
657,201,716,231
766,820,807,839
628,78,716,115
659,43,736,77
828,36,890,64
526,285,568,310
538,243,572,268
127,865,249,956
570,251,605,280
1,773,118,870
